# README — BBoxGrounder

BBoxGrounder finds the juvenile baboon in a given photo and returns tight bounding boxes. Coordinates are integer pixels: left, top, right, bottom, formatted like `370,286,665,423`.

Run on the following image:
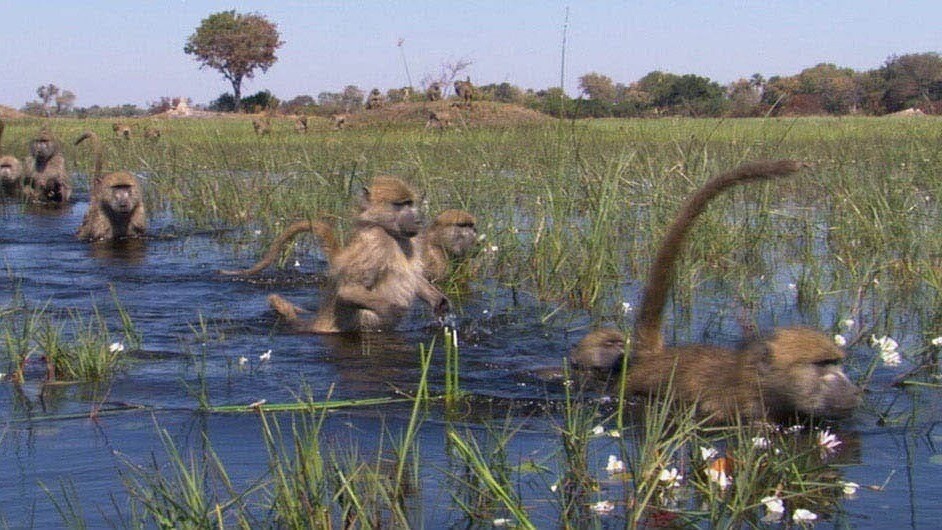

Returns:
570,328,627,371
74,131,146,241
365,88,384,110
425,110,451,130
267,176,449,333
218,218,338,276
252,117,271,135
112,122,132,140
0,120,23,197
294,115,309,133
417,209,478,282
22,128,71,205
331,114,347,130
426,82,442,102
627,160,860,422
454,77,474,110
143,126,161,141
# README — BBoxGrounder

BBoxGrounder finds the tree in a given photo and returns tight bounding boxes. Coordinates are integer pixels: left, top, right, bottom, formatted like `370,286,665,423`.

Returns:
578,72,616,103
55,90,76,114
36,83,59,117
881,53,942,112
184,10,283,112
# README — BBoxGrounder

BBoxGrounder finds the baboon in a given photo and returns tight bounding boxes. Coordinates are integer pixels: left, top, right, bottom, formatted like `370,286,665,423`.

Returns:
252,117,271,135
425,110,451,130
570,328,627,371
218,218,338,276
331,114,347,130
74,131,146,241
454,77,474,110
22,128,71,205
112,123,131,140
426,82,442,102
627,160,860,422
365,88,384,110
143,126,161,140
0,120,23,197
267,176,449,333
417,209,478,282
294,115,309,133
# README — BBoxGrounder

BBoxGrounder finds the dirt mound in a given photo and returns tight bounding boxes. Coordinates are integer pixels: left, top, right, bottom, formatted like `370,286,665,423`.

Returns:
0,105,26,119
345,101,551,128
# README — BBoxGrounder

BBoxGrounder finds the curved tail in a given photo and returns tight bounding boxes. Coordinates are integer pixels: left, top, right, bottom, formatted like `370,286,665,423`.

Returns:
74,131,103,183
219,219,338,276
632,160,807,356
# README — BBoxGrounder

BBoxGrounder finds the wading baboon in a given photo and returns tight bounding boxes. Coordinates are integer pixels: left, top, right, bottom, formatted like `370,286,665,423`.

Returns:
570,328,627,371
365,88,384,110
425,110,451,130
252,117,271,135
0,120,23,197
112,123,131,140
426,82,442,102
22,128,71,205
331,114,347,130
417,209,478,282
454,77,474,110
143,126,161,141
74,131,146,241
294,115,309,133
267,176,449,333
627,160,859,422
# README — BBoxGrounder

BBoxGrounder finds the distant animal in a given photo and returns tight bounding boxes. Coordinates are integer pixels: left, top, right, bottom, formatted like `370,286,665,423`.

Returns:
366,88,384,110
143,126,161,140
331,114,347,131
74,131,146,241
426,82,442,102
454,77,474,110
22,128,71,205
0,120,23,197
425,110,451,130
112,123,132,140
252,117,271,135
294,115,309,133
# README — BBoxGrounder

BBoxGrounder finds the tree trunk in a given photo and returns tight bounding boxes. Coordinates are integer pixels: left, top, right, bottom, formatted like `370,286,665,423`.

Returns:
232,76,243,112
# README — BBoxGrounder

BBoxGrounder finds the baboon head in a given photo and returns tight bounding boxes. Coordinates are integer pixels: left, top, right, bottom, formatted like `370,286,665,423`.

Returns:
429,209,478,257
97,171,143,219
0,156,21,193
357,176,423,238
29,129,59,162
571,328,626,370
750,327,861,419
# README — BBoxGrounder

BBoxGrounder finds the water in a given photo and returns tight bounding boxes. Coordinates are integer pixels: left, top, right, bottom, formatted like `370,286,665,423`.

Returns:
2,194,941,528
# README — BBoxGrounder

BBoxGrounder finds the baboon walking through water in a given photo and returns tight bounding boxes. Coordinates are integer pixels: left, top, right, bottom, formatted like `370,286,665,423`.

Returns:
74,131,146,241
0,120,23,197
22,128,71,205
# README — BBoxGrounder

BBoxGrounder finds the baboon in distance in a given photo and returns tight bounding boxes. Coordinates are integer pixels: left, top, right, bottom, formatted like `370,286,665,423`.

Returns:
425,110,451,130
74,131,146,241
252,117,271,135
454,77,474,110
365,89,384,110
426,82,442,102
22,128,71,205
624,160,859,422
294,115,309,133
331,114,347,130
0,120,23,197
143,126,161,140
112,123,132,140
267,176,449,333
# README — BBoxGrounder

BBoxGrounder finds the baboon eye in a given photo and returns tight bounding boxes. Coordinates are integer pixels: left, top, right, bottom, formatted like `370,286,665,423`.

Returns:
813,359,839,368
394,200,413,208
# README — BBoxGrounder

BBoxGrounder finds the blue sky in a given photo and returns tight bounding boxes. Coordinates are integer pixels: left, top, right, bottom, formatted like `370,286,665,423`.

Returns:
1,1,939,108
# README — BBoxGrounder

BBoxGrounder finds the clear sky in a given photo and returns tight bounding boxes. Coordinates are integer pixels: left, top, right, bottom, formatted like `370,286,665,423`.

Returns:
1,1,939,109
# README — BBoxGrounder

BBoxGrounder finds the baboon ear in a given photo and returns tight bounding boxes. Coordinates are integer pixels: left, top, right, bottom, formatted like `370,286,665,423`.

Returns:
358,186,372,209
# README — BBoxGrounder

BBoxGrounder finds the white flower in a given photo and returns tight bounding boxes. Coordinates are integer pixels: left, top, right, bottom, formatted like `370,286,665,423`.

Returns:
760,495,785,514
792,508,818,522
932,336,942,347
818,429,842,453
699,446,719,461
590,500,615,514
253,229,262,236
784,424,805,434
550,483,558,492
109,342,125,354
293,259,301,267
489,245,499,253
608,429,621,438
752,436,771,449
833,334,847,346
787,283,797,291
492,518,512,526
658,467,682,488
840,480,859,496
621,302,632,315
259,349,272,362
476,233,487,242
841,318,855,329
871,335,902,366
238,356,248,366
606,455,626,474
591,425,605,436
706,468,732,490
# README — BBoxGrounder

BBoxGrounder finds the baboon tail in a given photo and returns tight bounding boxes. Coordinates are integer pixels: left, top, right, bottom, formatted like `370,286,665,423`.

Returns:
74,131,103,182
632,160,808,356
219,219,338,276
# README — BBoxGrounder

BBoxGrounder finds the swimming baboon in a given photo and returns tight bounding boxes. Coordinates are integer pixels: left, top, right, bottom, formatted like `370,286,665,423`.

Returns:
454,77,474,110
417,209,478,282
426,82,442,102
22,128,71,204
365,88,384,110
0,120,23,197
294,115,309,133
627,160,859,422
218,218,338,276
331,114,347,130
425,110,451,130
74,131,146,241
267,176,449,333
112,123,131,140
570,328,627,371
143,126,161,140
252,117,271,135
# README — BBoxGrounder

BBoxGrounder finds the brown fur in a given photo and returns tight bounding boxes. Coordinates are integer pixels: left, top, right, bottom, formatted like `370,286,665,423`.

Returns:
331,114,347,130
268,176,449,333
143,126,161,140
571,328,627,370
112,122,132,140
252,117,271,135
426,83,442,102
454,77,474,110
628,160,860,422
294,115,309,133
425,110,451,130
365,88,384,110
417,209,478,282
219,219,338,276
74,131,146,241
0,120,23,197
22,128,71,204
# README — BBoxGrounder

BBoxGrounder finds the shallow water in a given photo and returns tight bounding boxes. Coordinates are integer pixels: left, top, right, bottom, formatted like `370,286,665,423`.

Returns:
1,194,942,528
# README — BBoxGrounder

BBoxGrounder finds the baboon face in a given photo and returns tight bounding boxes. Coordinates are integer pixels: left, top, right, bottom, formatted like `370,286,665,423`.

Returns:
433,210,478,256
360,177,423,238
571,328,626,370
0,157,21,187
29,134,58,162
101,177,141,216
755,327,861,419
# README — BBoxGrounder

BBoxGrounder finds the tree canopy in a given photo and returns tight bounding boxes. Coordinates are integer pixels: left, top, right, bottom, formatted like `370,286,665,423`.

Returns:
184,10,283,111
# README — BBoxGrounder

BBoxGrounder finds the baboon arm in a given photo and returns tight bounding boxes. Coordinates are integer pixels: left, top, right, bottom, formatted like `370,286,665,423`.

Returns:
417,276,449,316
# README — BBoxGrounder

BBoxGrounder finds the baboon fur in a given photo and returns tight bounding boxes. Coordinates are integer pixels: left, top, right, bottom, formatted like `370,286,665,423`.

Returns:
74,131,146,241
112,123,131,140
425,110,451,130
0,120,23,197
23,128,71,204
365,89,384,110
453,77,474,110
417,209,478,282
426,82,442,102
294,115,309,133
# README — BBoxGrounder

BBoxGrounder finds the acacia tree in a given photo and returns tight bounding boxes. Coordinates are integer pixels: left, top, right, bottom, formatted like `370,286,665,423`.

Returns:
184,10,283,112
